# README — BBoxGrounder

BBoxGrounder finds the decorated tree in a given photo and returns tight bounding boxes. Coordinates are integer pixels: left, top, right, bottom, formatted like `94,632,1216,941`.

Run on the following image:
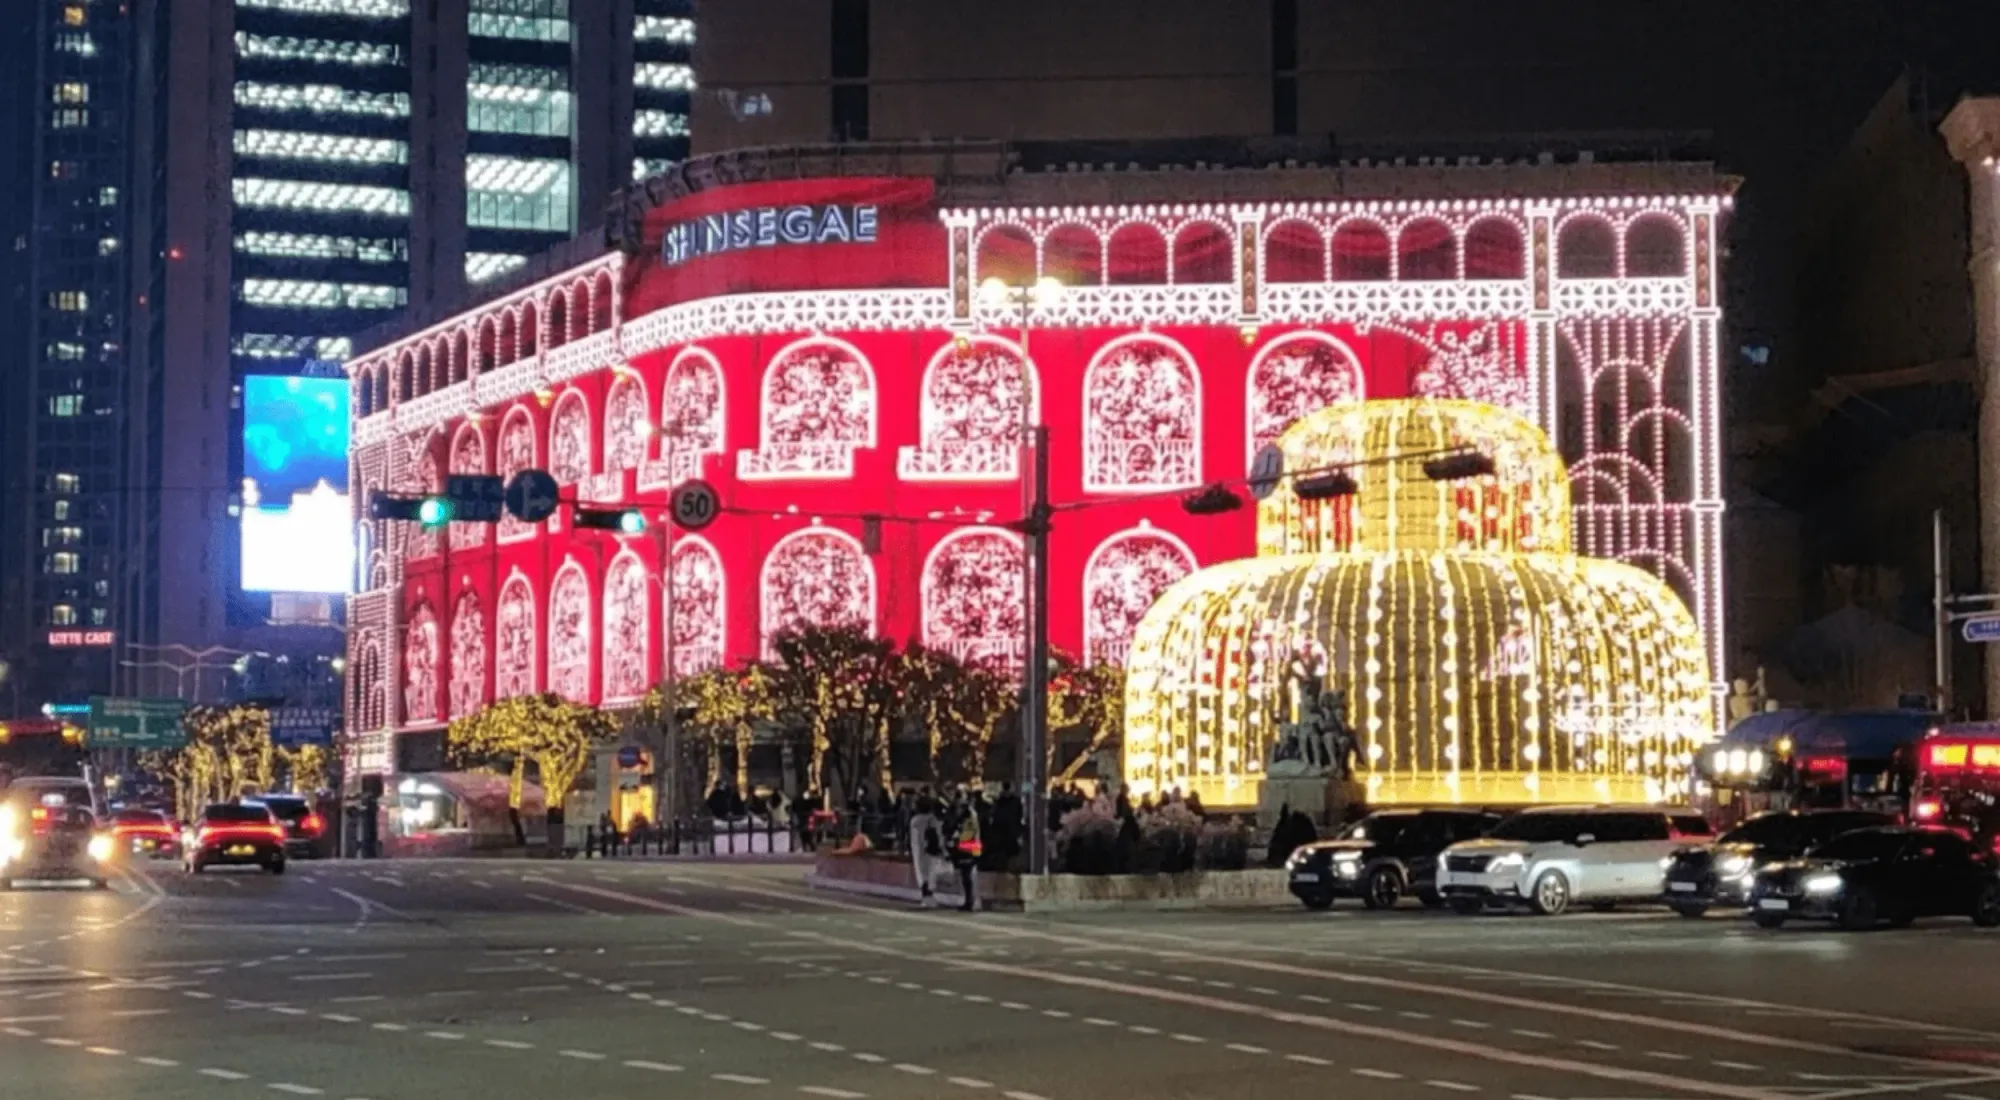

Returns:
280,743,335,795
638,664,776,794
898,644,1014,786
141,705,279,820
447,694,618,850
1049,656,1127,782
764,625,901,800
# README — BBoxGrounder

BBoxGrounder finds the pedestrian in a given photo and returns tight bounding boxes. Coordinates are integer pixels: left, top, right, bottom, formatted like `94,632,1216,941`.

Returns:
946,794,984,911
908,796,946,908
990,782,1023,871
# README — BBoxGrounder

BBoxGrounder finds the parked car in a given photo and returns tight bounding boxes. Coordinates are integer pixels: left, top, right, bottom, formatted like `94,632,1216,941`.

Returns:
1436,805,1715,915
1286,808,1502,910
1662,809,1895,917
1747,826,2000,930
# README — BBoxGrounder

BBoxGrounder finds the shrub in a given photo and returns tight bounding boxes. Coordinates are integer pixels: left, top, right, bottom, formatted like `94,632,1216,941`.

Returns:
1143,802,1201,874
1055,801,1122,875
1196,817,1250,871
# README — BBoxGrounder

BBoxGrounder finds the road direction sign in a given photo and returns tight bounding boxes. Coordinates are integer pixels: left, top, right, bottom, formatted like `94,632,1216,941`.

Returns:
669,479,720,531
270,706,340,748
505,468,560,523
1248,444,1285,501
447,474,506,523
1963,613,2000,643
86,696,188,749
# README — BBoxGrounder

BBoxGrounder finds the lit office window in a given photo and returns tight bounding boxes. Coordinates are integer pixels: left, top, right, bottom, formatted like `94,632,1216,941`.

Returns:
99,187,117,206
53,473,80,493
61,5,84,27
52,82,88,104
53,501,71,521
54,33,95,56
234,334,355,361
465,156,571,233
98,237,119,255
90,607,108,626
634,15,694,43
633,63,695,91
52,109,89,129
469,0,568,41
232,178,411,216
633,109,688,138
235,32,403,66
48,395,85,417
235,231,404,262
50,605,77,627
234,82,410,119
239,279,406,310
49,291,89,312
49,161,81,179
50,553,81,575
235,129,406,165
47,342,86,361
632,158,676,181
467,63,571,137
466,252,528,284
235,0,411,17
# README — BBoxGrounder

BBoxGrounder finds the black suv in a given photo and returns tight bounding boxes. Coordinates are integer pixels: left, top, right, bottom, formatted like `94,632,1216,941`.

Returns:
1748,826,2000,930
1662,809,1894,917
1286,808,1502,910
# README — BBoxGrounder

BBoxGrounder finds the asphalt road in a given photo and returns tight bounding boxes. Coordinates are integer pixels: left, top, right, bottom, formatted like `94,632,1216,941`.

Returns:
4,858,2000,1100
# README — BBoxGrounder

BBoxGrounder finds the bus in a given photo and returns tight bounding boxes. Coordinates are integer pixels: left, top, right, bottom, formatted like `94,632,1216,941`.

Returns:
1910,724,2000,850
1698,709,1938,825
0,720,88,789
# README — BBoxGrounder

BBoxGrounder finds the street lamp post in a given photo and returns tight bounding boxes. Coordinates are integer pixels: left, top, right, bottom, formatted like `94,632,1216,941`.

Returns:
979,274,1062,876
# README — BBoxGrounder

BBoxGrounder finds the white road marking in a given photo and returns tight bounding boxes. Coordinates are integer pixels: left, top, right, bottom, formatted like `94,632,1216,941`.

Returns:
1227,1043,1270,1054
1427,1081,1481,1092
1287,1054,1333,1066
321,1015,360,1024
109,1008,170,1018
1000,1001,1029,1010
43,1037,80,1047
559,1049,607,1060
799,1088,866,1098
485,1040,534,1050
1172,1033,1206,1043
1715,1062,1762,1072
270,1084,324,1095
200,1068,250,1080
894,1064,937,1075
625,1060,683,1072
714,1074,771,1085
771,1032,802,1041
85,1045,124,1055
291,972,372,983
1355,1069,1405,1080
1085,1018,1118,1027
425,1031,465,1041
852,1053,886,1064
1129,1025,1161,1035
371,1023,407,1032
948,1077,994,1088
136,1056,180,1067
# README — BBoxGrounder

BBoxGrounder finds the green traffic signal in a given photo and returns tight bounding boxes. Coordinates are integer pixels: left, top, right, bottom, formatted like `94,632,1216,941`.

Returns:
617,510,647,534
417,497,452,528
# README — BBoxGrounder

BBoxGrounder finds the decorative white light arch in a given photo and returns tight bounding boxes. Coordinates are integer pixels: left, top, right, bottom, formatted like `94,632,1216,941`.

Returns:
898,336,1038,482
738,335,878,481
1082,332,1203,493
759,526,875,657
1082,523,1198,667
494,569,538,699
1243,330,1365,469
602,549,650,701
920,526,1025,667
669,534,726,676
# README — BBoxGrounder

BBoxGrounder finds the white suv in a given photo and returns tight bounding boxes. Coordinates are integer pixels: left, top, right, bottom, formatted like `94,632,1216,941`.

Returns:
1436,805,1715,915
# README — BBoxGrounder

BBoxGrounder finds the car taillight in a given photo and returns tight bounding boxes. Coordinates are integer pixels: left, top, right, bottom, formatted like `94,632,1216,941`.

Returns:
301,813,324,836
1915,800,1942,820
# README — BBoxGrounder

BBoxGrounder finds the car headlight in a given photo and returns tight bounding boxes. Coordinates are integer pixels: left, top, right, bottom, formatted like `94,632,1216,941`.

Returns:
87,834,115,863
1717,855,1752,878
0,804,15,841
1802,873,1843,895
1334,855,1361,877
1489,853,1526,872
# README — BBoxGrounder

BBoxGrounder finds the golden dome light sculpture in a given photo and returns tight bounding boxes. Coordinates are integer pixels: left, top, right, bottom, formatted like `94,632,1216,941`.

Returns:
1123,398,1712,808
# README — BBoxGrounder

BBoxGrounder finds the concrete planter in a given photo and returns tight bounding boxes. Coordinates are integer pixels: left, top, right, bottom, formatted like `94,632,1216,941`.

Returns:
807,852,1290,912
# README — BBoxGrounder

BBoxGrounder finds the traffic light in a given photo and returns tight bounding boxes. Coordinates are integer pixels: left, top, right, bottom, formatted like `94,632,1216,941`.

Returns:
1422,451,1496,482
1180,484,1244,515
1293,470,1359,500
574,506,646,534
369,491,451,525
417,497,452,529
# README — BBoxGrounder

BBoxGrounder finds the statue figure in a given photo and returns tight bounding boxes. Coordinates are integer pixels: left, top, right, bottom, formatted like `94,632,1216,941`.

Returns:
1268,675,1358,779
1314,689,1357,781
1726,677,1755,723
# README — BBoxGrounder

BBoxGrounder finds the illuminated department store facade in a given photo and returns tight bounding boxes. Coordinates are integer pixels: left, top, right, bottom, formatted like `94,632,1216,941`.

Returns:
340,144,1732,802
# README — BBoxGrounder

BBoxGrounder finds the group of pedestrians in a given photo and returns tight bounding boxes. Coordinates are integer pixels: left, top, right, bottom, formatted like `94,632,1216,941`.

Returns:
906,790,989,911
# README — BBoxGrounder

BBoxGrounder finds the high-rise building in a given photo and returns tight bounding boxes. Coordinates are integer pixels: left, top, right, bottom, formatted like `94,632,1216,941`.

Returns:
0,0,694,710
0,0,144,708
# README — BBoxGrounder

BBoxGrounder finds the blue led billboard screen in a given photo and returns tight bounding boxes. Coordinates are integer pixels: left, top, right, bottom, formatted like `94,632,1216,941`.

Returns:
240,375,353,593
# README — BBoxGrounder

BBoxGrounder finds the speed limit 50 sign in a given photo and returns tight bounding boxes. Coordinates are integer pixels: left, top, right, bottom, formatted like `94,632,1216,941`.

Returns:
669,479,720,531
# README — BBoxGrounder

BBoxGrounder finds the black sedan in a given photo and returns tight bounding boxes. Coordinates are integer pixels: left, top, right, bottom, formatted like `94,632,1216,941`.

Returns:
184,803,288,875
1747,826,2000,930
1286,808,1501,910
1663,809,1894,917
0,798,114,889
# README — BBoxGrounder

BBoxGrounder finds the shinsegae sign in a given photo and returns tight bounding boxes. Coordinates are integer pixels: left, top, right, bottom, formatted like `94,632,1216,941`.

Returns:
660,203,880,267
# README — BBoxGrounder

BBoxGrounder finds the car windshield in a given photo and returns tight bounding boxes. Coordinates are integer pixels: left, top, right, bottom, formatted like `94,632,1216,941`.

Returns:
1339,814,1413,844
1811,830,1908,862
8,783,92,811
1486,812,1586,843
1719,814,1804,846
251,799,310,823
114,810,167,826
204,805,273,824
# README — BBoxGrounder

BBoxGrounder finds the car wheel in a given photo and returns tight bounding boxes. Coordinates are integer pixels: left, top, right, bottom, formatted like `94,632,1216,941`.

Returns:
1529,870,1572,916
1837,889,1879,931
1670,902,1709,919
1362,866,1405,911
267,857,286,876
1447,897,1485,916
1299,892,1336,911
1972,882,2000,928
1417,890,1445,909
1751,911,1788,929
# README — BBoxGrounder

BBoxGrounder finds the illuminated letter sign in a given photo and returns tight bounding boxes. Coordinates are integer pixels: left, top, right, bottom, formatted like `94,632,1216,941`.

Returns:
47,630,115,647
661,204,879,267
